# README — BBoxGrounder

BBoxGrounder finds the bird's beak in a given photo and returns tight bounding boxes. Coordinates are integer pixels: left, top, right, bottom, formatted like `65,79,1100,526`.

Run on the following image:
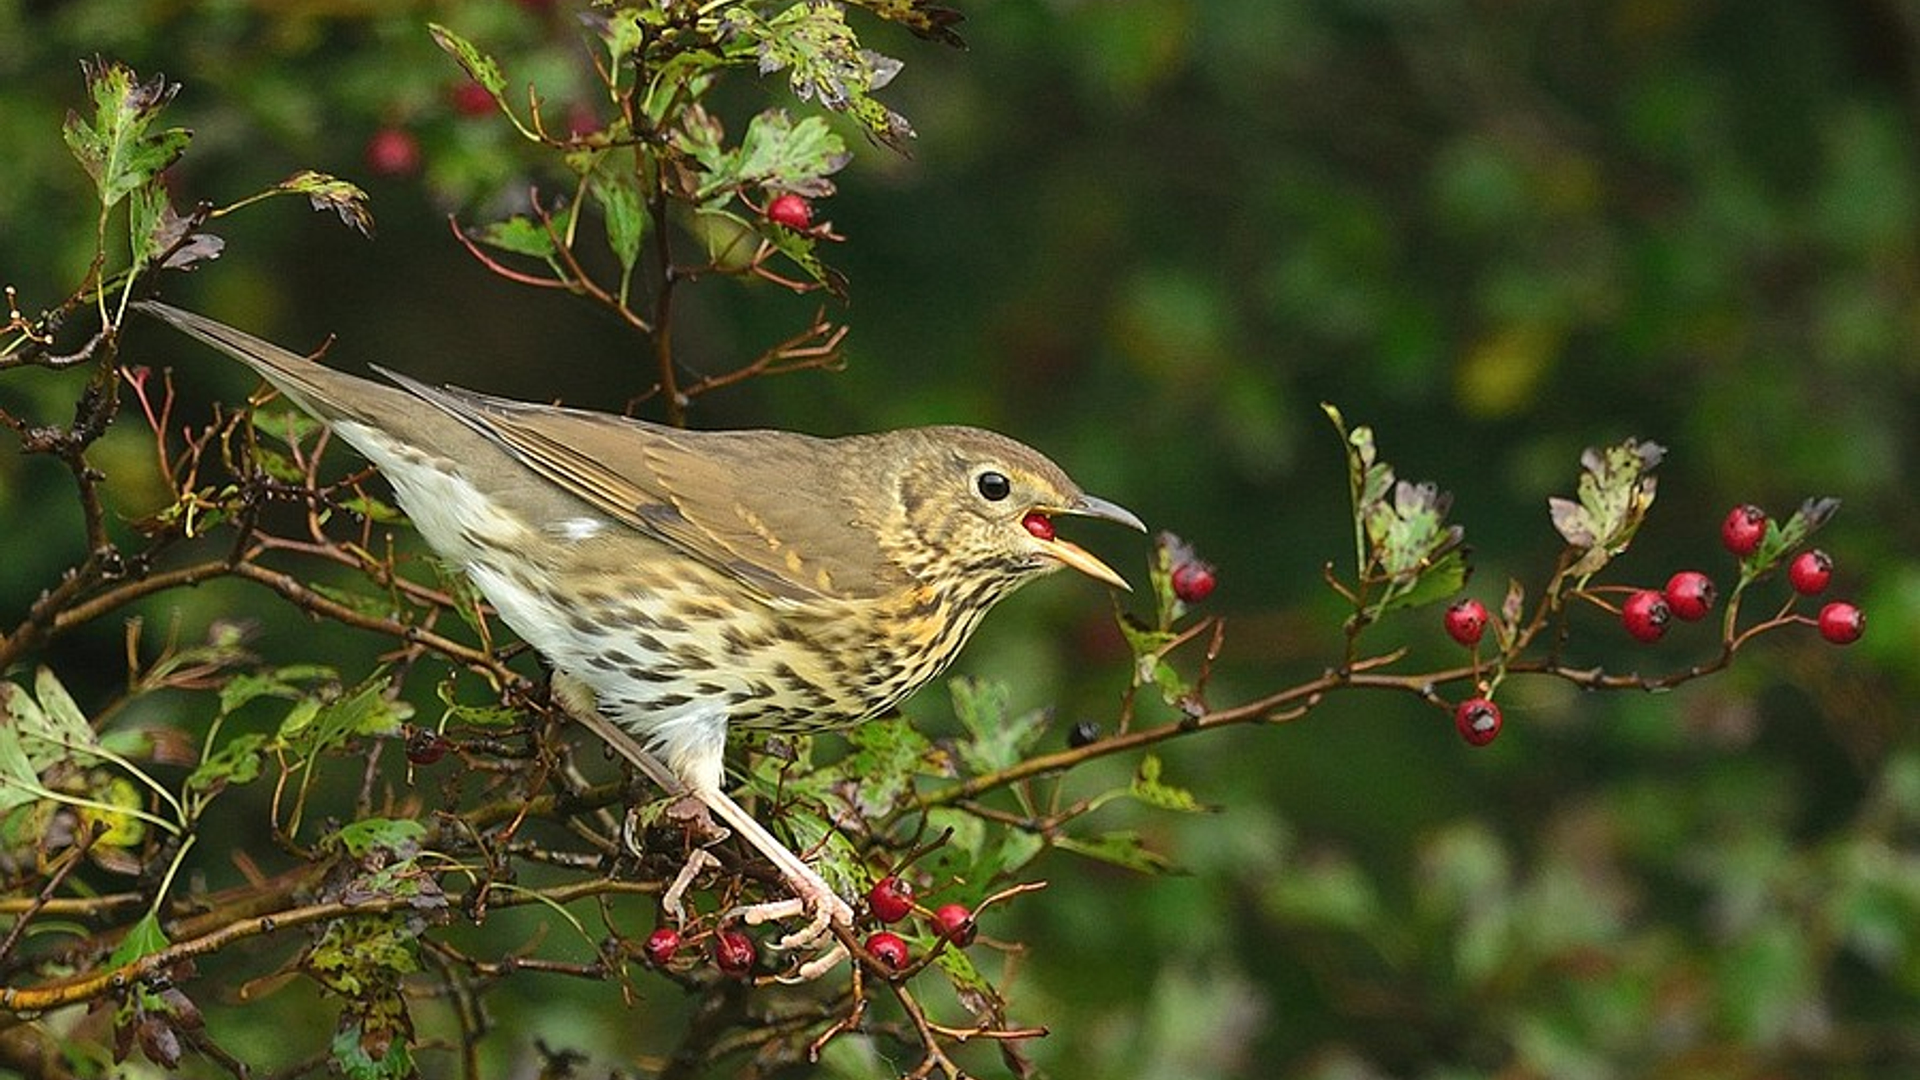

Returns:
1040,493,1146,591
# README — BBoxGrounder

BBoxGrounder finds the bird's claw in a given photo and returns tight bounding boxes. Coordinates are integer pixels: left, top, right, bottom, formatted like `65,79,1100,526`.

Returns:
727,883,854,954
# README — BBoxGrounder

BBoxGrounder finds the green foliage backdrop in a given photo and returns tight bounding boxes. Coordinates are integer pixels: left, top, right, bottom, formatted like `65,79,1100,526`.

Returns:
2,1,1915,1077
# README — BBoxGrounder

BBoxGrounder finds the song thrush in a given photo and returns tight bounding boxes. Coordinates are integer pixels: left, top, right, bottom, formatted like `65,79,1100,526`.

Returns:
137,301,1143,942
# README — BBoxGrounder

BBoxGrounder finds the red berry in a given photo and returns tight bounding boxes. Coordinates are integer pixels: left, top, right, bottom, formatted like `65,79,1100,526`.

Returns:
644,927,681,967
1788,549,1832,595
1817,601,1864,645
767,193,813,229
451,81,495,117
1170,561,1216,604
864,931,910,972
364,127,421,177
867,876,914,924
1022,511,1055,541
713,929,755,976
931,903,976,947
404,728,450,766
1621,589,1671,643
1443,598,1489,646
1453,698,1502,747
567,103,602,140
1663,571,1716,622
1721,504,1768,558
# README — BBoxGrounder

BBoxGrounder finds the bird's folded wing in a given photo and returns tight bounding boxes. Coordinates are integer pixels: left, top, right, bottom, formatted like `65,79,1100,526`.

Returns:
375,370,894,603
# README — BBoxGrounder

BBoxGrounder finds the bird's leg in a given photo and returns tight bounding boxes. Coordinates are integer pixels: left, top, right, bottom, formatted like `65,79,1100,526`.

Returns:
704,788,855,950
661,848,721,926
553,674,854,949
553,674,689,797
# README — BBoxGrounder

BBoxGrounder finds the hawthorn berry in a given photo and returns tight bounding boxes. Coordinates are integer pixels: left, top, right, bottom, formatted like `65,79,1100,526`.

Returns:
713,930,755,976
931,903,977,947
1817,601,1864,645
1066,719,1102,748
643,927,681,967
1170,560,1217,604
1444,598,1490,646
1788,549,1832,595
364,127,421,177
1621,589,1671,643
1663,571,1716,622
1721,504,1768,558
767,193,813,229
1454,698,1502,747
1022,511,1055,541
864,931,910,972
404,728,451,766
450,81,494,117
867,875,914,924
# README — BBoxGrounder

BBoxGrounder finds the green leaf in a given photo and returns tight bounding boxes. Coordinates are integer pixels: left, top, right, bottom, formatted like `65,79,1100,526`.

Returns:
932,940,997,1008
844,0,966,47
278,677,412,758
129,181,170,268
471,216,558,260
736,110,851,196
1549,438,1666,576
589,169,647,276
950,678,1045,775
187,733,266,795
428,23,505,95
307,582,397,622
0,719,45,816
839,716,939,817
758,215,844,293
107,911,172,967
923,806,1045,887
1130,754,1211,814
32,667,98,757
1744,496,1842,578
334,817,427,860
743,3,917,151
1376,547,1469,614
251,406,325,447
275,171,374,237
62,60,189,208
331,1022,415,1080
434,680,522,728
1054,830,1177,875
602,8,651,65
217,664,337,715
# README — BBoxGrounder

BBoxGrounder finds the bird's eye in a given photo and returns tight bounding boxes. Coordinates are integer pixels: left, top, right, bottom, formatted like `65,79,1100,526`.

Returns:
975,470,1012,502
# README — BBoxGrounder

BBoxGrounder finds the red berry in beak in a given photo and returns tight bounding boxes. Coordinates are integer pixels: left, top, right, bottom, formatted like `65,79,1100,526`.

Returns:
1022,511,1056,541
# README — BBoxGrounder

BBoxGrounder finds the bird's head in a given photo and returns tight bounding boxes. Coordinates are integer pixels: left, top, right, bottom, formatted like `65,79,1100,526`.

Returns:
879,427,1145,595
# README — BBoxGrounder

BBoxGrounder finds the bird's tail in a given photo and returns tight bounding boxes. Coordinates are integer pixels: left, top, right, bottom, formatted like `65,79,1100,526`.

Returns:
133,300,395,423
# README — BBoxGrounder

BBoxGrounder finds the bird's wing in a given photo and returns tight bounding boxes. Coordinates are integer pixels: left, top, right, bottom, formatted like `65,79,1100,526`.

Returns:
376,369,896,602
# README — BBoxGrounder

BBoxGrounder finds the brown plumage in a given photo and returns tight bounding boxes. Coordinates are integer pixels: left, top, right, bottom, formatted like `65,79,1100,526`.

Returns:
137,300,1142,939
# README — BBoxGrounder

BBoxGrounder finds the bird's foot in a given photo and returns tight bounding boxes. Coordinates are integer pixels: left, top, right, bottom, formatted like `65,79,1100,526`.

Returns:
727,870,855,954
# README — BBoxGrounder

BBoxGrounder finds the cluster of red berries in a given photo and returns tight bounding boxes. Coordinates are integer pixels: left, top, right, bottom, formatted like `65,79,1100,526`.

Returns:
637,877,980,980
1441,502,1866,748
641,925,759,978
860,875,978,977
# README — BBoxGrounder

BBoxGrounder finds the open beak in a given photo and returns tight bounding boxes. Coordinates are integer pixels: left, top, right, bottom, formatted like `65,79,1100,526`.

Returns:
1037,493,1147,591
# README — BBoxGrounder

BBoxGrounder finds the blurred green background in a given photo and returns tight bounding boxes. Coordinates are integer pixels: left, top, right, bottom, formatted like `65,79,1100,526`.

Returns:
2,0,1917,1077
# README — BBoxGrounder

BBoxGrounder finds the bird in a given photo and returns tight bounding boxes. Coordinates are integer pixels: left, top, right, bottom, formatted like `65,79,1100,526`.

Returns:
135,300,1144,946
